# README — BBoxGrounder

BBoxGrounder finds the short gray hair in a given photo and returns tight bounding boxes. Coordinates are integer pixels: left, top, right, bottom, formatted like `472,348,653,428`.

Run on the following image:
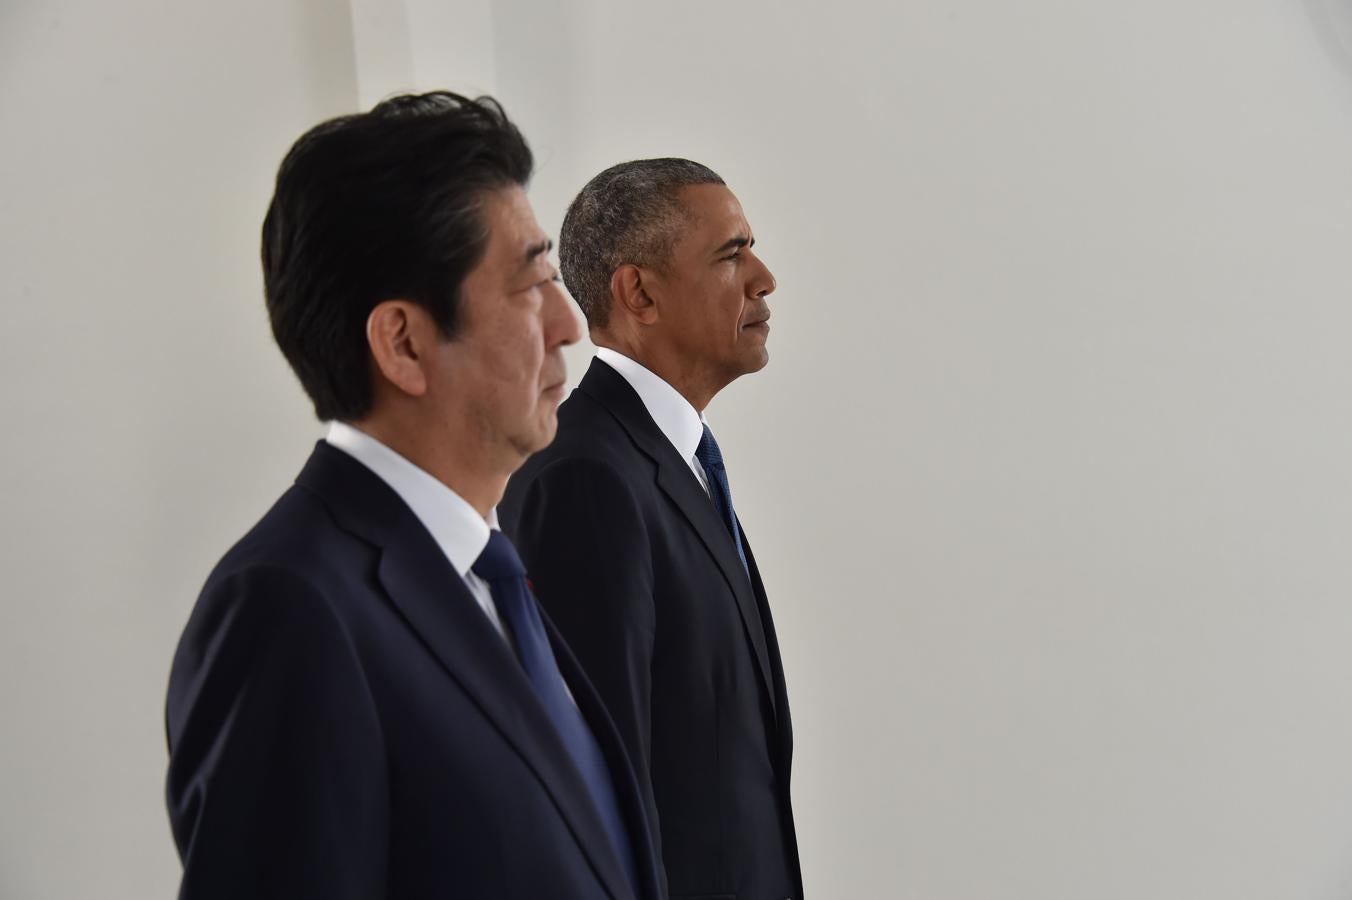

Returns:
559,158,724,328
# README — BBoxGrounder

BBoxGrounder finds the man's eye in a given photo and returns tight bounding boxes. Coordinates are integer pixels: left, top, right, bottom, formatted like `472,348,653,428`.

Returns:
721,252,741,262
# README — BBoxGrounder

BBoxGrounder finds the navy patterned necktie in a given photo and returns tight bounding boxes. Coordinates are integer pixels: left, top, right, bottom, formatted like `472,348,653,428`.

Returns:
471,531,638,890
694,424,749,574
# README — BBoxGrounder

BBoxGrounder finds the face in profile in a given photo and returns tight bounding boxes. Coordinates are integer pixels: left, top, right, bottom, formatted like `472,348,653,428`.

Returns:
429,185,581,461
647,183,777,387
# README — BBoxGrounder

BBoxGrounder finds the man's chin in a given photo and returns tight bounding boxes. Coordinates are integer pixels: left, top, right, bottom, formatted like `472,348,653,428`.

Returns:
509,416,558,460
742,346,770,374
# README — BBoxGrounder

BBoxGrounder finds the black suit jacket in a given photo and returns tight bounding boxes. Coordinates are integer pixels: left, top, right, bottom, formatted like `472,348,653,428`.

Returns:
500,360,803,900
165,442,665,900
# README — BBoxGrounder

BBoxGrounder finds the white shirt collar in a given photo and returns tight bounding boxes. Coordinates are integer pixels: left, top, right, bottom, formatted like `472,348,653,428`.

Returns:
595,347,706,464
325,421,494,579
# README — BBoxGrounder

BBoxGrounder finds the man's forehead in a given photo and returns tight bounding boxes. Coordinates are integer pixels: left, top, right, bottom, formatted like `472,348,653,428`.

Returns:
481,186,552,267
680,182,741,215
486,186,538,232
676,183,750,243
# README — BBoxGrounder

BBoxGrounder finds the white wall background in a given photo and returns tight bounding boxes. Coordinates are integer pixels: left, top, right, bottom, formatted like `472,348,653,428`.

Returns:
3,1,1352,898
0,1,356,897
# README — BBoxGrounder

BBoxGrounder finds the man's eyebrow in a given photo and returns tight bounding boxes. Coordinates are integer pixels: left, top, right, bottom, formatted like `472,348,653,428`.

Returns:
518,239,554,273
713,235,753,255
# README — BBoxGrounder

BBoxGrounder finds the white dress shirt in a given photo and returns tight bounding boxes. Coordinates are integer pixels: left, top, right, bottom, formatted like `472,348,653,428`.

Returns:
595,347,711,495
325,421,508,640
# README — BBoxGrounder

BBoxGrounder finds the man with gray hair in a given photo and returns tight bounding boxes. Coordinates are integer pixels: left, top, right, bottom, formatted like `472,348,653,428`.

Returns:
501,159,803,900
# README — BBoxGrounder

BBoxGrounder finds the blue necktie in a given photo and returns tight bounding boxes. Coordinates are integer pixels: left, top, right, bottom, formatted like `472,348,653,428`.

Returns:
694,424,749,574
472,531,638,890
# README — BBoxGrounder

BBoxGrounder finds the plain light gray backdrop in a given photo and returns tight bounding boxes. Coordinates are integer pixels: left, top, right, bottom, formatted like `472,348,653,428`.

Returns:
3,0,1352,897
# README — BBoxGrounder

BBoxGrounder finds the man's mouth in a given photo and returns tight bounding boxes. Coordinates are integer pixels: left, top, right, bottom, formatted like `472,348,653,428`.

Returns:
541,371,568,395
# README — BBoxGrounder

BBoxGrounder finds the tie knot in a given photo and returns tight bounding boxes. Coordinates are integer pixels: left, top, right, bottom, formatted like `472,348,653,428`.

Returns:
472,530,527,582
695,424,725,472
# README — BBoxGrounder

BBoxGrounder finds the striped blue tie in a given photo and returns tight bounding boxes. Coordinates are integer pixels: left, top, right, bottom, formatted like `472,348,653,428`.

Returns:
694,424,749,574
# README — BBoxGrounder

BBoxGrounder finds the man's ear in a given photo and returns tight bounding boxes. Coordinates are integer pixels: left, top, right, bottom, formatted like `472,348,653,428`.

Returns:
366,300,430,397
610,264,659,326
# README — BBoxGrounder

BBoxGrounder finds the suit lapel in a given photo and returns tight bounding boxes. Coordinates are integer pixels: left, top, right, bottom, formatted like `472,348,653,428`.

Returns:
377,553,637,900
742,532,793,768
576,360,778,718
295,443,636,900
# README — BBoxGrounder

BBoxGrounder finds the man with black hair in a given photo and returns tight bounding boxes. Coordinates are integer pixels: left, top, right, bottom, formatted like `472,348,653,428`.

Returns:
501,159,803,900
165,93,663,900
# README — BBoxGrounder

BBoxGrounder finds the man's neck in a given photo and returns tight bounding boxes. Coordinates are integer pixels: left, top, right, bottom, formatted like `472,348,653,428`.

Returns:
593,337,722,413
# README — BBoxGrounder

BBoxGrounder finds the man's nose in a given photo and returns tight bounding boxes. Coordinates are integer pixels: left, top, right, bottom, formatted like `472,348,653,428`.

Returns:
547,281,583,346
749,251,776,298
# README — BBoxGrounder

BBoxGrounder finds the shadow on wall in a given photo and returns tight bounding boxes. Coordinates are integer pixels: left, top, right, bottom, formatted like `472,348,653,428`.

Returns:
1304,0,1352,82
492,0,581,171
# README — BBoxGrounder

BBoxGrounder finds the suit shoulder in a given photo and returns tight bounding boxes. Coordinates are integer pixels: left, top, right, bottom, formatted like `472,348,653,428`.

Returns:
182,485,374,653
208,485,359,585
171,486,370,698
522,389,643,474
503,399,652,531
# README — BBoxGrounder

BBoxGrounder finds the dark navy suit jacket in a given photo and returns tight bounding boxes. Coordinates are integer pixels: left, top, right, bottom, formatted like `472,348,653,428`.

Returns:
165,441,664,900
501,360,802,900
